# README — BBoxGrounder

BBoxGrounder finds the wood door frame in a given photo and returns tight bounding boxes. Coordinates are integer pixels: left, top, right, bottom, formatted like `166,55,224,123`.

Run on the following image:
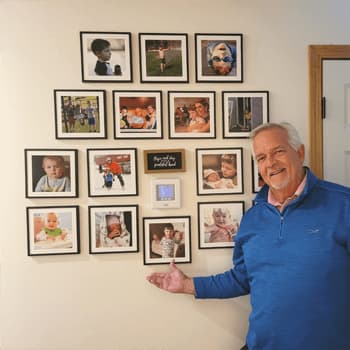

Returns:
308,45,350,178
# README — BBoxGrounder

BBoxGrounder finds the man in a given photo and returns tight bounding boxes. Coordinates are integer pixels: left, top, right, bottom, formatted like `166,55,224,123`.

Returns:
146,122,350,350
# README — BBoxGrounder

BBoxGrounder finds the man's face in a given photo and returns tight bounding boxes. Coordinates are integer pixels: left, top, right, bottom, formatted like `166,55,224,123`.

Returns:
253,128,305,194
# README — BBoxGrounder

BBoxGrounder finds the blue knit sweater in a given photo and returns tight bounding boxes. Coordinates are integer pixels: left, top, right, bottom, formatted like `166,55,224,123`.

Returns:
194,170,350,350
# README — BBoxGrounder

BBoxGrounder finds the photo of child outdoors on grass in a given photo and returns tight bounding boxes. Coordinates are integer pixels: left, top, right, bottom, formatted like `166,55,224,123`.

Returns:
54,90,106,139
139,34,188,82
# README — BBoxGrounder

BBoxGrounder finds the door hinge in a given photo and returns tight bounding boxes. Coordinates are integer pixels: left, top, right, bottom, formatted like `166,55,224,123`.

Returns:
322,97,326,119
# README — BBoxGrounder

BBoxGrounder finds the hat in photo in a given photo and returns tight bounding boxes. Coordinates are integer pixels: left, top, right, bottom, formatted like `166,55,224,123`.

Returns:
203,168,217,179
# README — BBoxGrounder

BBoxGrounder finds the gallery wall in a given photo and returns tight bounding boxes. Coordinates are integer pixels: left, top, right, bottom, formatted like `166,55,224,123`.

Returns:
1,0,350,349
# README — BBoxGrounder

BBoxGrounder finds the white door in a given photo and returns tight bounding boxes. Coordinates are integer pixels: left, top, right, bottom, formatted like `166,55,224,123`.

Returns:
322,60,350,186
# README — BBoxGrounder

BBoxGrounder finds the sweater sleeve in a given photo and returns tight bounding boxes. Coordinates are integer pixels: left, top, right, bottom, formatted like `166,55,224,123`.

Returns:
193,239,250,299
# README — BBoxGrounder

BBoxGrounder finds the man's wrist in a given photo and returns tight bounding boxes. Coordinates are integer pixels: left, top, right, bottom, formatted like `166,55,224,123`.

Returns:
183,277,195,295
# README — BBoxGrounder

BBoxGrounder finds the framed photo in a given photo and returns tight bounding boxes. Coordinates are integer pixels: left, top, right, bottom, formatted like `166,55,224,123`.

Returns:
26,206,80,256
143,149,186,173
25,149,78,198
252,158,265,193
138,33,188,83
87,148,138,197
80,31,132,82
143,216,191,265
54,89,107,139
168,91,216,139
196,148,244,195
113,90,163,139
88,205,139,254
197,201,244,249
195,33,243,82
222,91,269,138
151,178,181,209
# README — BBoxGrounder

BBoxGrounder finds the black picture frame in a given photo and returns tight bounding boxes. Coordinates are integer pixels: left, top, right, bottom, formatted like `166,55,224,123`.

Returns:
80,31,132,83
197,201,245,249
195,33,243,83
87,148,138,197
113,90,163,139
222,91,269,138
26,205,80,256
25,149,78,198
138,33,189,83
168,91,216,139
143,216,191,265
54,89,107,139
88,205,139,254
196,147,244,195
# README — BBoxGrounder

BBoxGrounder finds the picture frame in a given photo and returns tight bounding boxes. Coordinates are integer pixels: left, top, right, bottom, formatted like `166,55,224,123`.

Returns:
88,205,139,254
26,206,80,256
222,91,269,138
138,33,189,83
87,148,138,197
80,31,132,82
143,149,186,173
113,90,163,139
54,89,107,139
252,157,264,193
168,91,216,139
143,216,191,265
197,201,245,249
25,149,78,198
151,178,181,209
195,33,243,83
196,148,244,195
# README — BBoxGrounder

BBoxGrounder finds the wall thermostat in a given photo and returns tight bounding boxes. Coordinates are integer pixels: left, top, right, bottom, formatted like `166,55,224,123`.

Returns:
151,178,181,208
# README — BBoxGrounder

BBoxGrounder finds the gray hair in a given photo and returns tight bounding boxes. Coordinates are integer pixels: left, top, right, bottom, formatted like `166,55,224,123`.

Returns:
250,122,303,156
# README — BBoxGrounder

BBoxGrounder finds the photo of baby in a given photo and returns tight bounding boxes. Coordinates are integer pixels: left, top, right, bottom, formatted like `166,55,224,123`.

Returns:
26,206,80,256
198,201,244,249
25,149,78,198
196,148,243,195
89,205,139,254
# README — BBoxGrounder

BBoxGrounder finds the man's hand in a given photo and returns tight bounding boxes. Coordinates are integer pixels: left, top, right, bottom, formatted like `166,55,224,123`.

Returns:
146,260,195,295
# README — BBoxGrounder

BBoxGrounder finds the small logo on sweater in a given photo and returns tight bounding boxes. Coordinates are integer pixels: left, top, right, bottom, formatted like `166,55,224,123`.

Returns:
306,228,320,234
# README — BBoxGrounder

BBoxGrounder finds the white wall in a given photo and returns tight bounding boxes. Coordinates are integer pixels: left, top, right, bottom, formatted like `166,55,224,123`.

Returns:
0,0,349,349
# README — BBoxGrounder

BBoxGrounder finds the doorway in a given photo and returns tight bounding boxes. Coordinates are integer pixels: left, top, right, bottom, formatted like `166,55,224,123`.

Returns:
308,45,350,180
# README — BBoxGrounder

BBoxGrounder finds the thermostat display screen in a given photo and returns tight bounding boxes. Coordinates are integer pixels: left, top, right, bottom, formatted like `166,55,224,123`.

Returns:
156,184,175,201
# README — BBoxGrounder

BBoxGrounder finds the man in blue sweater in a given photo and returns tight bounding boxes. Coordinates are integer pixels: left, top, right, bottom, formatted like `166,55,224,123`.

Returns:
146,122,350,350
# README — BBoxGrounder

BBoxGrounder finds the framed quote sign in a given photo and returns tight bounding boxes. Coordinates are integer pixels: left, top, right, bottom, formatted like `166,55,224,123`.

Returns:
143,149,185,173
